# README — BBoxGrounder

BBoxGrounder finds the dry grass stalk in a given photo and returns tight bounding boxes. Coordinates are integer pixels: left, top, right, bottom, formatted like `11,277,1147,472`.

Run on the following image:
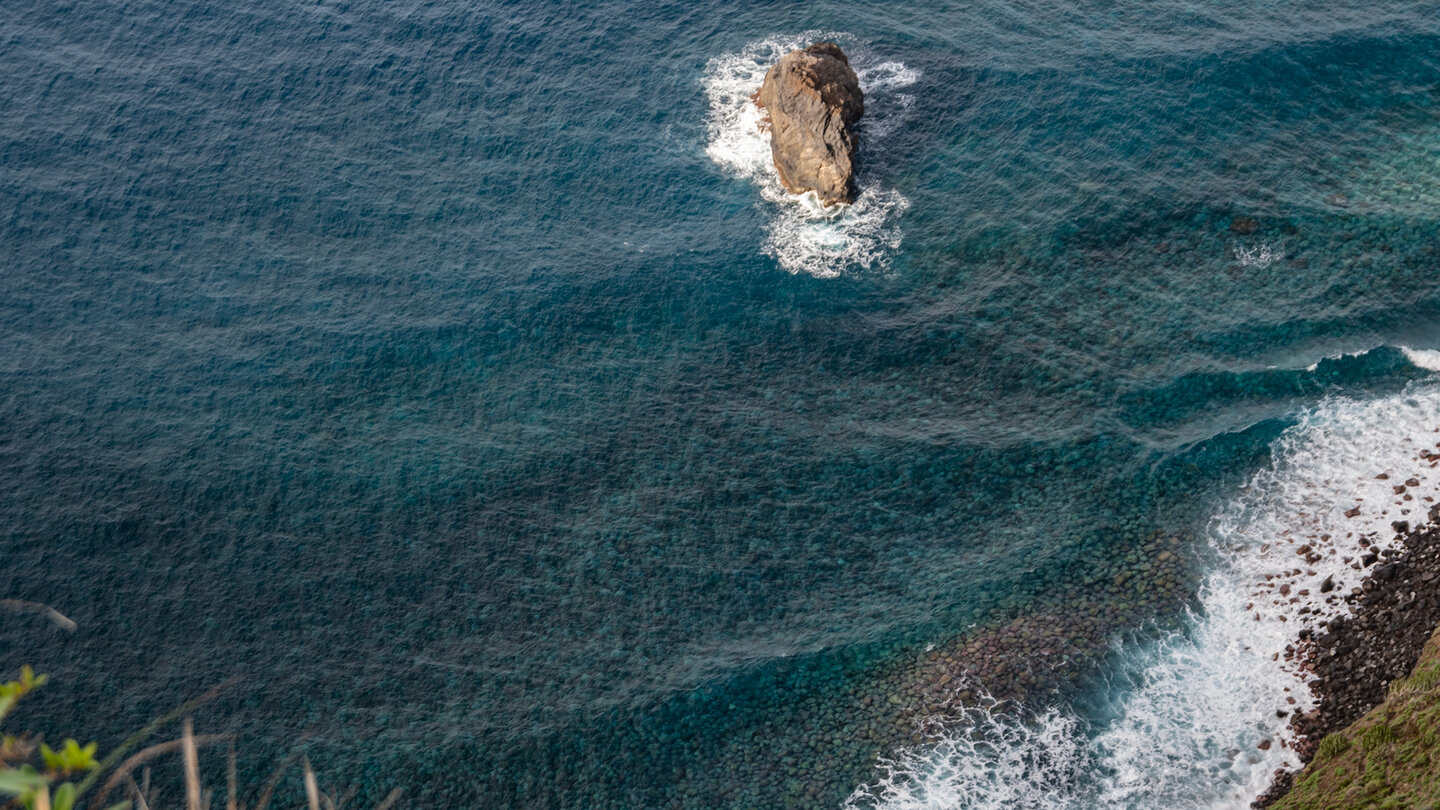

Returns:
183,718,202,810
59,707,398,810
302,758,320,810
226,741,237,810
126,772,152,810
334,785,358,810
250,749,302,810
91,733,233,809
79,678,239,802
0,599,77,631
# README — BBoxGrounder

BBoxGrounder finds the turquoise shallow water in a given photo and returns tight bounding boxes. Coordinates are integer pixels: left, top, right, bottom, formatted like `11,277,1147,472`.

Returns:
2,0,1440,807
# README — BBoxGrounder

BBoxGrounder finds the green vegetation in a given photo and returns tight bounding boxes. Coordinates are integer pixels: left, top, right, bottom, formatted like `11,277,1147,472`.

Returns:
1314,734,1350,759
1359,722,1398,750
1275,624,1440,810
0,667,400,810
0,666,117,810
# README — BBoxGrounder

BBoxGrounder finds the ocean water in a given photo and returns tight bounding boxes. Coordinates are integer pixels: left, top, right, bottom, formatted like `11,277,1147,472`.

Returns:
2,1,1440,807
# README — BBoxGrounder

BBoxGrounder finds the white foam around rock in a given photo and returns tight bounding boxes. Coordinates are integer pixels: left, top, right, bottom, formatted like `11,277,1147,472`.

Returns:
703,33,915,278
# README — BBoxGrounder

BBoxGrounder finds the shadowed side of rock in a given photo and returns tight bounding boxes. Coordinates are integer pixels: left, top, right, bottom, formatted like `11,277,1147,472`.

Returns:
756,42,863,206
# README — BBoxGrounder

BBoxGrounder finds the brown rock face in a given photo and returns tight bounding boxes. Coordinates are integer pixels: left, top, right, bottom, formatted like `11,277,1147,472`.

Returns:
756,42,864,206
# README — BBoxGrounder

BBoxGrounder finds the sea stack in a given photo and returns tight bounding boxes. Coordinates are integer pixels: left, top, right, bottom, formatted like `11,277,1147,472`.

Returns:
756,42,864,206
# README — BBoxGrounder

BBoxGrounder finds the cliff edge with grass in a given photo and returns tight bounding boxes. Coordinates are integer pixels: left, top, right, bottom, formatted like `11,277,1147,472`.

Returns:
1273,623,1440,809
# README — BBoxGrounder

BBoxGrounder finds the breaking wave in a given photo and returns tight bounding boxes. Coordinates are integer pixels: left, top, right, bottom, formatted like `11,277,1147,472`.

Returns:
849,381,1440,809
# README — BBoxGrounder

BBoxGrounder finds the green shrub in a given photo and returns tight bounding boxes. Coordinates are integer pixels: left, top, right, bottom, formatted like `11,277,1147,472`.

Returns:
0,667,119,810
1316,734,1351,759
1363,723,1399,750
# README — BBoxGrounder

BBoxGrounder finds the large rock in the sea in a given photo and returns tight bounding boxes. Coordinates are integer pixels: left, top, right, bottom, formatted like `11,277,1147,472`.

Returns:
756,42,864,206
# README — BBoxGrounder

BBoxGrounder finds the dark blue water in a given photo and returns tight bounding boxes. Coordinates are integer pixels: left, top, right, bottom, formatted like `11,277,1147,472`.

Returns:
3,1,1440,807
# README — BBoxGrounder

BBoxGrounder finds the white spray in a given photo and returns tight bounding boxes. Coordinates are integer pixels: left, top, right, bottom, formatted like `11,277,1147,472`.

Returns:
850,368,1440,809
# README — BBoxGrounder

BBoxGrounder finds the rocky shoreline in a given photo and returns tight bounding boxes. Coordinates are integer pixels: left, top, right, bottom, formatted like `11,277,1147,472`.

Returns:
1255,501,1440,807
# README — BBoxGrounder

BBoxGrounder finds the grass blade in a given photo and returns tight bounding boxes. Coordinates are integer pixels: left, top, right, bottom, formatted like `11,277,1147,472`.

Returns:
301,758,319,810
89,734,233,810
182,719,201,810
76,678,239,802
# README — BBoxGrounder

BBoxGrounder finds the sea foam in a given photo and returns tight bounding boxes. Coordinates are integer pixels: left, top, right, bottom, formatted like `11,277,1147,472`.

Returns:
1402,346,1440,372
703,34,915,278
849,380,1440,809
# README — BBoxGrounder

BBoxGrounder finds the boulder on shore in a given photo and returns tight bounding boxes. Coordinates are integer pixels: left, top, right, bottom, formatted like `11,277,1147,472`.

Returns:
756,42,864,206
